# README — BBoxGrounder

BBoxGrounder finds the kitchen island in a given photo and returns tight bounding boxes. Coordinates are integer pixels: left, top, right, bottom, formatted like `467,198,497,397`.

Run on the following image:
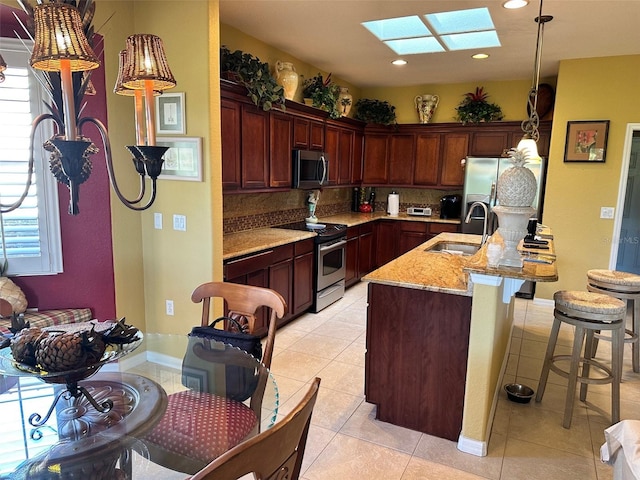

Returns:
362,231,558,456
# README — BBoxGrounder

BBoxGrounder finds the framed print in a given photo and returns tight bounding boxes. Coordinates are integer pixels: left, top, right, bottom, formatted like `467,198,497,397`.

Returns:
156,92,185,134
156,137,203,181
564,120,610,162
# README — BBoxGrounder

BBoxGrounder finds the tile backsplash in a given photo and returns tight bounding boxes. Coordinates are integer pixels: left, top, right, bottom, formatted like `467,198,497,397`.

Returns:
223,187,462,234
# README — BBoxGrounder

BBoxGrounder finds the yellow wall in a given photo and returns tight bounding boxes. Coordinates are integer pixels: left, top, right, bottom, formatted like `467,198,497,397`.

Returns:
536,54,640,300
97,0,219,334
362,78,556,125
220,23,361,107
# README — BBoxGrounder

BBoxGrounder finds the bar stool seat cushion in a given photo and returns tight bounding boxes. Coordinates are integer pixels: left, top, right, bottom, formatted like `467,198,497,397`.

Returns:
554,290,627,317
587,270,640,289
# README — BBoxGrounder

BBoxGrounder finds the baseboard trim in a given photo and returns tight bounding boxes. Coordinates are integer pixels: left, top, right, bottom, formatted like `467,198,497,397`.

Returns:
457,434,487,457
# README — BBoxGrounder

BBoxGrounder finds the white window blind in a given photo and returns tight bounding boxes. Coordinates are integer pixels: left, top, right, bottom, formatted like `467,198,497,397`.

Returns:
0,38,62,276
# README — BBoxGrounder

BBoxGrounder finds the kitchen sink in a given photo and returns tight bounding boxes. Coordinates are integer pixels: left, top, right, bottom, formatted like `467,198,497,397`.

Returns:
424,242,480,256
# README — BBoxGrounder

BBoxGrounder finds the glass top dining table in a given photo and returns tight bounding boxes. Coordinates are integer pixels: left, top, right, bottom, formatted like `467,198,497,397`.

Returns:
0,332,278,479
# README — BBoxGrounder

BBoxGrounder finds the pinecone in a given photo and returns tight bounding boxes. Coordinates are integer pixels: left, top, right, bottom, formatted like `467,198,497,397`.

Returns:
35,328,106,372
10,327,47,366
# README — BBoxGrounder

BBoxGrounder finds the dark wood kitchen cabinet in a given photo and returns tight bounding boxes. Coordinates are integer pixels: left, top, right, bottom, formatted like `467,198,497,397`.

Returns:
439,133,468,187
292,239,314,315
269,111,293,188
346,223,375,288
224,243,295,335
221,98,241,191
413,133,440,187
362,133,390,184
352,129,364,184
374,220,397,268
397,222,429,255
240,105,270,190
388,134,415,186
292,116,325,151
325,121,357,185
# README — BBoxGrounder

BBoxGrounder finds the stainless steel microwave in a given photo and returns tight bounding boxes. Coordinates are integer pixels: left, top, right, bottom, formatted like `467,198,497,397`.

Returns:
292,150,328,189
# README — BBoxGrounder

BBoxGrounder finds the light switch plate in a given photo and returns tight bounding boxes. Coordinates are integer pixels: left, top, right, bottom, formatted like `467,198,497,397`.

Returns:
173,214,187,231
600,207,615,219
166,300,174,316
154,212,163,229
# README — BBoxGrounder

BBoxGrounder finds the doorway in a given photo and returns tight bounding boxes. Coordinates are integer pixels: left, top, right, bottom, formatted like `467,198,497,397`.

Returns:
611,124,640,274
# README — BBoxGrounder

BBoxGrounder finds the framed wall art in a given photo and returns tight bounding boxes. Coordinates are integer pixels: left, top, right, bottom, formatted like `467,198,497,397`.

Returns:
156,92,186,134
156,137,202,181
564,120,610,163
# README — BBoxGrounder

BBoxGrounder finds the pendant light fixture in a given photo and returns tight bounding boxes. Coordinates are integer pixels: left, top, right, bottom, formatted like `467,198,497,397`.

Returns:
1,0,176,216
517,0,552,162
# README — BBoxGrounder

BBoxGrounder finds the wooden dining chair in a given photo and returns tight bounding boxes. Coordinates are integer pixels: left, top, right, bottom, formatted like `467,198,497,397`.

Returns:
190,377,321,480
143,282,287,474
191,281,287,368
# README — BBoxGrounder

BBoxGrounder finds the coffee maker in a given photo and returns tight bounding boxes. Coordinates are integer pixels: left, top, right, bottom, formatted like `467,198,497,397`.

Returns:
440,194,462,219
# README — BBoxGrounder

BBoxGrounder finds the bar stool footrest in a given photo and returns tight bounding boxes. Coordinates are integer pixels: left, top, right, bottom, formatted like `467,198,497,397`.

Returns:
548,354,614,385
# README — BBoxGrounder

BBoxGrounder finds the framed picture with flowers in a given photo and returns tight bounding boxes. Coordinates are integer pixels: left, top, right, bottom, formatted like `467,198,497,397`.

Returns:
564,120,610,162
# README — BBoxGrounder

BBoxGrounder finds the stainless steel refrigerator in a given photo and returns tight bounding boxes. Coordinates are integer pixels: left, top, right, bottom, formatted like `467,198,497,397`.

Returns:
461,156,547,298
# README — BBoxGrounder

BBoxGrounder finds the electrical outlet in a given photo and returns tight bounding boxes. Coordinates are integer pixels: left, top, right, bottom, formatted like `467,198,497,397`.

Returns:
166,300,174,316
600,207,615,219
173,214,186,231
154,212,163,229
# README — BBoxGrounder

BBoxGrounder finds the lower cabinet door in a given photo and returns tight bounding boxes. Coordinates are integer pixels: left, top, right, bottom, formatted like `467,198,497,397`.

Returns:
293,251,314,315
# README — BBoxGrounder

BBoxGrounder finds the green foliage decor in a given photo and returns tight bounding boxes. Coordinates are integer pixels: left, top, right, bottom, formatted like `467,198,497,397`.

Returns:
220,46,286,111
353,98,397,126
455,87,504,124
302,73,340,119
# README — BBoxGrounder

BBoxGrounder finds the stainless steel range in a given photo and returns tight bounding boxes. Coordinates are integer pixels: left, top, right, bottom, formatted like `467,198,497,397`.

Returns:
276,221,347,312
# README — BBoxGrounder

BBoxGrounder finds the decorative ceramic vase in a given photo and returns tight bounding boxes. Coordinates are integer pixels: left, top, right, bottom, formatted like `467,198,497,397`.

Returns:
414,94,440,124
337,87,353,117
493,206,535,268
274,61,298,101
497,150,538,207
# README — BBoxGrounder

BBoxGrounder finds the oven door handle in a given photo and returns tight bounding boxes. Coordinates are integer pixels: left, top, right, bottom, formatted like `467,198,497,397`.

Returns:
319,239,346,253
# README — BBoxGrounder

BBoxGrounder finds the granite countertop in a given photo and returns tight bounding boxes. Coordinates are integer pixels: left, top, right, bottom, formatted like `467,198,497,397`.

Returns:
224,212,462,260
223,228,315,260
362,231,558,297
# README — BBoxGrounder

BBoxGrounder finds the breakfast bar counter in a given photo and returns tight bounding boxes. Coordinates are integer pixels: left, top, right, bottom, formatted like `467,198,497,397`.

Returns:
362,231,558,456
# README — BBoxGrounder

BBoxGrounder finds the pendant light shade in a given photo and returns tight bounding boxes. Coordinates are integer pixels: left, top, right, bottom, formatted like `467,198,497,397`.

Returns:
30,3,100,72
121,34,176,91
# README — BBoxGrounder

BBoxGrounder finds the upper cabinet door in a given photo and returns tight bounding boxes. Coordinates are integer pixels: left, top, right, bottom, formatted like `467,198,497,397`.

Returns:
221,98,241,191
439,133,468,187
241,105,269,190
388,134,415,186
362,134,389,185
269,111,293,188
414,133,440,187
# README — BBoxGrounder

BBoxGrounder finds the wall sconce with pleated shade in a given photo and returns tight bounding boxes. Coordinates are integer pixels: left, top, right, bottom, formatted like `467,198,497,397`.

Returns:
0,1,177,216
517,0,552,162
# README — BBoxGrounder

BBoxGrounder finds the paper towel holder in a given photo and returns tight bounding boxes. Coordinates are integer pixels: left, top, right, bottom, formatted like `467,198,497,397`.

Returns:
387,191,400,217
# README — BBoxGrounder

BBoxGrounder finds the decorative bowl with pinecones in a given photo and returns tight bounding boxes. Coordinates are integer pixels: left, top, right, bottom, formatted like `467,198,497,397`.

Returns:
1,318,142,383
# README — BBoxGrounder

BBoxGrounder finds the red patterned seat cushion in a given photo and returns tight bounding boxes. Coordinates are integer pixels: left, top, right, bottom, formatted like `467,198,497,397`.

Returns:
144,390,258,462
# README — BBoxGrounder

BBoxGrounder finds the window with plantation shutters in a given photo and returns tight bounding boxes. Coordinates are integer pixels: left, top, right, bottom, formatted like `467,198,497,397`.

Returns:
0,38,62,276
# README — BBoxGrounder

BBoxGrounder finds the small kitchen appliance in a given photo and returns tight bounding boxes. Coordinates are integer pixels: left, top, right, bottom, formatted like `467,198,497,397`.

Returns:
440,194,462,219
387,191,399,217
407,206,431,217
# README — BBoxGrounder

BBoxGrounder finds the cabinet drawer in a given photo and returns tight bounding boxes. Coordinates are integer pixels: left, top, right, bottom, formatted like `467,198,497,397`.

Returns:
400,221,428,234
272,243,294,263
359,222,374,235
428,223,460,234
225,249,275,278
347,225,360,239
294,238,314,256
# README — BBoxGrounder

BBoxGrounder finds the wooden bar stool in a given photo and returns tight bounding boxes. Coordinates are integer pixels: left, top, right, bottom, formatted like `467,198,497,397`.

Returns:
536,290,626,429
587,269,640,372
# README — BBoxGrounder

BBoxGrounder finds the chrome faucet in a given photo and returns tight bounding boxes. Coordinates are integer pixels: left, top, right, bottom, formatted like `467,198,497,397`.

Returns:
465,201,489,245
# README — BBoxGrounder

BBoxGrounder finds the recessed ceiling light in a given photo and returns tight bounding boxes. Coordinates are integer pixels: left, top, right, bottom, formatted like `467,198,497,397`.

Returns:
472,53,489,59
392,59,408,65
502,0,529,9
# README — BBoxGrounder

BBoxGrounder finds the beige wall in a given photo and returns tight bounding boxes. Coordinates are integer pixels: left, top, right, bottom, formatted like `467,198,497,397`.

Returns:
536,54,640,300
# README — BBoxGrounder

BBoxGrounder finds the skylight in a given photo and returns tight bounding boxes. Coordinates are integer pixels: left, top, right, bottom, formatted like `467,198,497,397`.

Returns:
361,7,501,56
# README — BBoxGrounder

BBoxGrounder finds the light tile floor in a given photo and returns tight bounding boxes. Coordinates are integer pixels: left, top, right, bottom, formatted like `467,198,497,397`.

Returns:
267,281,640,480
